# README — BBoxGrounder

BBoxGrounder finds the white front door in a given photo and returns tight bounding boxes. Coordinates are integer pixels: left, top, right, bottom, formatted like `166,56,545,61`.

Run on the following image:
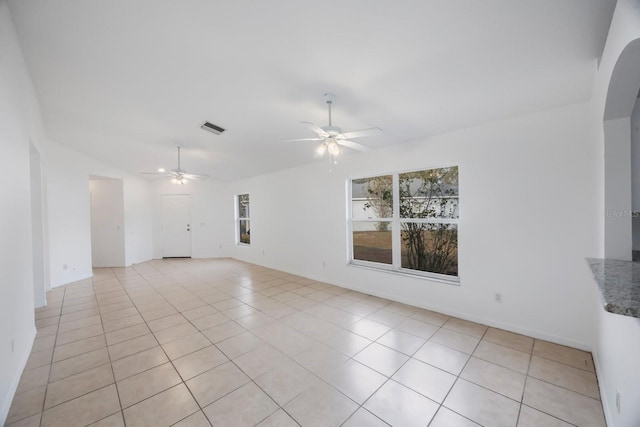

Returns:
161,194,192,258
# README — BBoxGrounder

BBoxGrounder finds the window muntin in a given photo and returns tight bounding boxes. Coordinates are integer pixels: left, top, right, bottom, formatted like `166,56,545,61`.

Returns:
349,166,459,281
236,194,250,245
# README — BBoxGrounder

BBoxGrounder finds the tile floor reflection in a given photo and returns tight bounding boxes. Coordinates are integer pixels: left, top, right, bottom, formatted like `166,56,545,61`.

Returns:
6,258,605,426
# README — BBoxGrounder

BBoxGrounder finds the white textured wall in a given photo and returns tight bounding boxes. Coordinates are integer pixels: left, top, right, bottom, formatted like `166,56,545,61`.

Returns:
0,2,44,422
226,102,600,350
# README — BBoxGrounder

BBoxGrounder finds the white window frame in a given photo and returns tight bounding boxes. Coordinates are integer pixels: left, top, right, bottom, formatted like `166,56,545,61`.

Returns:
347,167,460,284
235,193,250,246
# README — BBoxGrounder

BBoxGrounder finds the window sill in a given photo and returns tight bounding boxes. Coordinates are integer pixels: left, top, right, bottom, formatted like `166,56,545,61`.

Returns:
347,262,460,286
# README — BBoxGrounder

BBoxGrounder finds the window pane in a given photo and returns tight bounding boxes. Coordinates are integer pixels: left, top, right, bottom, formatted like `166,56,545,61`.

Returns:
238,194,250,218
399,167,458,219
401,223,457,276
239,220,250,244
352,175,393,219
352,222,392,264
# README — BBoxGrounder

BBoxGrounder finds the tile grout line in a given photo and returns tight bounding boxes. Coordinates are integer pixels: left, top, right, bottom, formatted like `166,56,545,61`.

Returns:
37,284,67,427
98,267,130,425
429,323,490,426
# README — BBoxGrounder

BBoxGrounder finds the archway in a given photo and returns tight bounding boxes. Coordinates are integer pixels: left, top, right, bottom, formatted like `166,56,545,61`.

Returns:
603,38,640,260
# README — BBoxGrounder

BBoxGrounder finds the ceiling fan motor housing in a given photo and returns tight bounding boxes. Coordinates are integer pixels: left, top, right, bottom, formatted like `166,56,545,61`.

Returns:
322,125,341,136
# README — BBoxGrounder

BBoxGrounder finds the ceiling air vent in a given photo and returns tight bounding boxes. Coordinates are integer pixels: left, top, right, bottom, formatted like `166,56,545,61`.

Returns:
200,121,226,135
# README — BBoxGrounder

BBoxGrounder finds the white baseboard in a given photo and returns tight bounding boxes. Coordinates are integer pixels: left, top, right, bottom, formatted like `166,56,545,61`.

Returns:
334,279,593,351
0,326,37,425
230,256,593,351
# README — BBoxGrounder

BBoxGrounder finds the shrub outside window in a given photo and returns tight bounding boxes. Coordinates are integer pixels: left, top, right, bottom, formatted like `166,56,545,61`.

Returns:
236,194,250,245
349,166,459,281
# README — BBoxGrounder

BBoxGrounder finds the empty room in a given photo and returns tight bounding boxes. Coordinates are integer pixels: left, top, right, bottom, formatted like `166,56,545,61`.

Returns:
2,0,640,426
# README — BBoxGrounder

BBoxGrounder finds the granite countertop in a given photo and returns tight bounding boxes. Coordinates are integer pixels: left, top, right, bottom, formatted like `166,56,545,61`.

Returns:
587,258,640,318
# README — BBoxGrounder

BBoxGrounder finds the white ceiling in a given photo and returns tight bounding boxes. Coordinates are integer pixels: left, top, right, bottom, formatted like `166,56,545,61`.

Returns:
8,0,615,181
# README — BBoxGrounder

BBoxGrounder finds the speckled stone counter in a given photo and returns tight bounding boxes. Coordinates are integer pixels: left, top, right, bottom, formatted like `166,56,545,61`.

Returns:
587,258,640,317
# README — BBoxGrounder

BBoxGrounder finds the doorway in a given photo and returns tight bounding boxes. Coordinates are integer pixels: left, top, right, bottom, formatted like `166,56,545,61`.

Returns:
29,142,46,307
89,176,126,267
161,194,192,258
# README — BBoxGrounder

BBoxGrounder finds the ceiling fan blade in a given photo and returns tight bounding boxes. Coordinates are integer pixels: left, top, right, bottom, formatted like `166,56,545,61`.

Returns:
301,121,329,138
279,137,324,143
339,127,382,139
183,173,209,180
336,139,373,152
140,172,171,176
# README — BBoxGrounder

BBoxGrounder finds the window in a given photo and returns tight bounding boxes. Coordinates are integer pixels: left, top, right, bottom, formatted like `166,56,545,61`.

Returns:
236,193,250,245
349,166,459,281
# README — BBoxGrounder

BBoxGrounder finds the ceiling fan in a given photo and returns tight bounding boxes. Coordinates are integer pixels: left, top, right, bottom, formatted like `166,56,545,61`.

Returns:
282,93,382,158
140,146,209,184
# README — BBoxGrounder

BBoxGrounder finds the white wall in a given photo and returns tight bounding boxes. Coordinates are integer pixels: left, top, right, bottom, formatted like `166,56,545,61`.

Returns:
226,101,600,350
0,1,46,422
593,305,640,425
90,177,125,267
46,145,93,285
590,1,640,425
47,142,154,286
151,179,229,259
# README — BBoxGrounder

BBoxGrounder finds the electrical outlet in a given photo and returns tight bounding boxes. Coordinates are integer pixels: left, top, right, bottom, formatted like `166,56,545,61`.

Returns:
262,250,265,256
63,264,68,270
494,293,502,303
616,389,621,414
322,261,326,268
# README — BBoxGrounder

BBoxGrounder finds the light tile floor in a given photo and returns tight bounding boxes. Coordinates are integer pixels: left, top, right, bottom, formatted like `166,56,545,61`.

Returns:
6,258,606,427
